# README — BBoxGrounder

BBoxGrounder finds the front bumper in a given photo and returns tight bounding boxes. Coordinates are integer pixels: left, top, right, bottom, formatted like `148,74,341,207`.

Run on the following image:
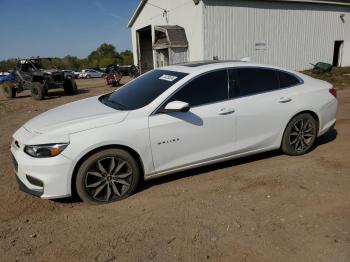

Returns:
11,140,75,199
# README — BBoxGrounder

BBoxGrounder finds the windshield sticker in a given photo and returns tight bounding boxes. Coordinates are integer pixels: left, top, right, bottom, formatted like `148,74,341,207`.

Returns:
159,75,178,82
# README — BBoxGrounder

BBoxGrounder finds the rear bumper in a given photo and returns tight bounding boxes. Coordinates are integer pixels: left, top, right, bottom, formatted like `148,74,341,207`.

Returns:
318,98,338,137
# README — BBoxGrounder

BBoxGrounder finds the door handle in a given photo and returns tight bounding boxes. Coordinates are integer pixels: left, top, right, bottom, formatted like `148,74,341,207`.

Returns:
279,97,292,103
219,108,235,115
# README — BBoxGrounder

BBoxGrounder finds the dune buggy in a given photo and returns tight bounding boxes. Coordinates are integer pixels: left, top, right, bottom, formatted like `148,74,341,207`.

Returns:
1,58,77,100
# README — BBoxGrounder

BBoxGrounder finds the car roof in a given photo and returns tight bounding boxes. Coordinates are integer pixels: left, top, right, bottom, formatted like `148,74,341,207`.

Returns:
160,61,300,76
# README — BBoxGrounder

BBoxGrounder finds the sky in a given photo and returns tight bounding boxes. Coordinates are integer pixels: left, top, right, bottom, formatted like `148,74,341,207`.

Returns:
0,0,140,60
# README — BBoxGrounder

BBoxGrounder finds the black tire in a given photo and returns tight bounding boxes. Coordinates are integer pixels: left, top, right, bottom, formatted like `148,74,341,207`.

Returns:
31,82,45,100
64,78,78,95
86,74,91,79
75,149,140,204
2,82,16,98
282,113,317,156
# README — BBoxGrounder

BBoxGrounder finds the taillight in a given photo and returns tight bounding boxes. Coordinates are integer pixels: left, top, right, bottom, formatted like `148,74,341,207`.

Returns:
329,87,337,98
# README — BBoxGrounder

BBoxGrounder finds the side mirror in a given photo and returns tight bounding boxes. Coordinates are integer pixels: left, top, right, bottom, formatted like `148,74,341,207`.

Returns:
163,101,190,113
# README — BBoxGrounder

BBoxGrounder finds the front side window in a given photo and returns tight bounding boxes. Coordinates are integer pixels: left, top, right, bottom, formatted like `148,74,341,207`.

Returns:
100,70,188,110
168,70,228,107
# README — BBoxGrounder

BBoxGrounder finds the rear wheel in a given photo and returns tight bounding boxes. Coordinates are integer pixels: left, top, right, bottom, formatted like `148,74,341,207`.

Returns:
76,149,140,204
282,113,317,156
31,82,45,100
2,82,16,98
64,78,78,95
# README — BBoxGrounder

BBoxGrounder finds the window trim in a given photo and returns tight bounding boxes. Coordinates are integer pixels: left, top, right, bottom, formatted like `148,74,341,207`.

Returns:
227,66,304,100
152,68,230,115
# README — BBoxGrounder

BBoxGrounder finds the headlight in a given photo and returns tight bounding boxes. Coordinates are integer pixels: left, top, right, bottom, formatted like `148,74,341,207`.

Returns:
24,143,69,158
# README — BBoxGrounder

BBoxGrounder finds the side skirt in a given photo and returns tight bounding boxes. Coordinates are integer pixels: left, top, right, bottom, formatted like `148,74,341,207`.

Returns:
144,146,278,181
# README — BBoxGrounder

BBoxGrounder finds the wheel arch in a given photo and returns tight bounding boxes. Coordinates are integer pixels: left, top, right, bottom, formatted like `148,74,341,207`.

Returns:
70,144,145,197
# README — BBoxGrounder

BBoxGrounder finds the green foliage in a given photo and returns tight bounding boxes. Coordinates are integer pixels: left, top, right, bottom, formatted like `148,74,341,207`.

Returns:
0,43,134,72
0,59,17,72
120,50,134,65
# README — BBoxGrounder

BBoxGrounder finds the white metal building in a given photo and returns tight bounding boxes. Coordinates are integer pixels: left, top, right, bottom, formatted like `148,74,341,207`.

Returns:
128,0,350,72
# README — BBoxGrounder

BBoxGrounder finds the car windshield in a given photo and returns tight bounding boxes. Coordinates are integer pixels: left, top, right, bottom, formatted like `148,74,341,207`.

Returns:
100,70,188,110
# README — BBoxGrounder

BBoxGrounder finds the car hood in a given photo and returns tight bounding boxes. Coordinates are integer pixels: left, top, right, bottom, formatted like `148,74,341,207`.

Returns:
24,95,129,136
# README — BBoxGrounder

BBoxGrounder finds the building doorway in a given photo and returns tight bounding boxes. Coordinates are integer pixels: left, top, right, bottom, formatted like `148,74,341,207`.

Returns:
333,41,344,67
137,26,154,73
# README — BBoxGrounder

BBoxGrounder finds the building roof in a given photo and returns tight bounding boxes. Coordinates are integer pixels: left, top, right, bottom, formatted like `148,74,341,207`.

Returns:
128,0,350,28
128,0,147,28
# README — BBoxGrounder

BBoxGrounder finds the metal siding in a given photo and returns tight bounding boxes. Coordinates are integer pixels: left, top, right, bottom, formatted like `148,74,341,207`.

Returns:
169,48,189,64
203,0,350,70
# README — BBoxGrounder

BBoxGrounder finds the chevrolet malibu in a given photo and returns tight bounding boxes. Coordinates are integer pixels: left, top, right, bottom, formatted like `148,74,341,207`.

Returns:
11,61,337,204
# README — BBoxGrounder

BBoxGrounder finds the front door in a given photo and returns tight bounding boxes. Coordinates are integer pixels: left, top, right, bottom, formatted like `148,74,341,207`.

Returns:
149,70,236,172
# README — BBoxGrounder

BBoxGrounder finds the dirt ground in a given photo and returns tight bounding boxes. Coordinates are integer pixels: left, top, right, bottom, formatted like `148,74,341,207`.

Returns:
0,77,349,262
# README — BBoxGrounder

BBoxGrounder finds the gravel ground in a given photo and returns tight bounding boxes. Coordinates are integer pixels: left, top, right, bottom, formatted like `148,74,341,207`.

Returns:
0,78,349,262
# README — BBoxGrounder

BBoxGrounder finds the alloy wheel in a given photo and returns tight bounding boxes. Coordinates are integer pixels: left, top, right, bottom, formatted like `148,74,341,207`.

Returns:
84,157,133,202
288,118,316,152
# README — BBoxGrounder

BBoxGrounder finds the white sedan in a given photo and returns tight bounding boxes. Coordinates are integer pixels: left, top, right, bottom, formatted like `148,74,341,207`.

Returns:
80,69,106,79
11,61,337,204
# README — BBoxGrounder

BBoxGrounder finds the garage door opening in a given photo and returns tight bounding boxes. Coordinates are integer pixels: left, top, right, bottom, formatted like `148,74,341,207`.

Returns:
333,41,344,67
137,26,154,73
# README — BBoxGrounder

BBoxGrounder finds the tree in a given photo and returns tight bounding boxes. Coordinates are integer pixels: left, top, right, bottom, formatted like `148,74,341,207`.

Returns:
87,43,121,68
0,59,17,72
0,43,134,71
120,50,134,65
62,55,81,71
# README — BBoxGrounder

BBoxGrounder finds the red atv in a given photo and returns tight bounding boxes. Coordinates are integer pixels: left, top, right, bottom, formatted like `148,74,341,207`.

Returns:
105,64,122,87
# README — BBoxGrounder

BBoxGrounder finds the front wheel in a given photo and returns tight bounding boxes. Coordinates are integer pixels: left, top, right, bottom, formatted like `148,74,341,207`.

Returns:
282,113,317,156
75,149,140,204
2,82,16,98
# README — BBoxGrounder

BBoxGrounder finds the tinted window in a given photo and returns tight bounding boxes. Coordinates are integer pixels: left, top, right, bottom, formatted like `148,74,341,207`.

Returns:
101,70,188,110
168,70,228,107
279,71,301,88
237,68,279,97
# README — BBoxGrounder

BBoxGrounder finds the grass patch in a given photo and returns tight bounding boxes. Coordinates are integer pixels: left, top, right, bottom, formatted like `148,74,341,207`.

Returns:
302,67,350,90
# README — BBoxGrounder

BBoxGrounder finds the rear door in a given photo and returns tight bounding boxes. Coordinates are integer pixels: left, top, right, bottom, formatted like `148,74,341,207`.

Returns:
149,70,237,172
229,67,301,153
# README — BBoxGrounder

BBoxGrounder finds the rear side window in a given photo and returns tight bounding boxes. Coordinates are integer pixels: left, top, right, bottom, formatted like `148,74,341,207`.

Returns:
168,70,228,107
236,68,279,97
278,71,301,88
